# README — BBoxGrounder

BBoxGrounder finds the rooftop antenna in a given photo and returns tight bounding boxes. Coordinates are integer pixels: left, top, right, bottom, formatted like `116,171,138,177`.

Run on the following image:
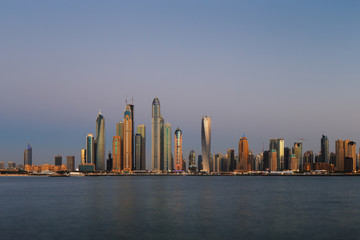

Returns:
132,96,134,104
126,96,128,105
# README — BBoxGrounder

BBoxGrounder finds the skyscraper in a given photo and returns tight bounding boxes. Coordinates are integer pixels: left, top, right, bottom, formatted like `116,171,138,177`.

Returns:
174,128,183,171
81,149,86,165
227,149,235,171
269,149,277,171
129,103,135,170
116,121,124,138
347,141,356,172
55,155,62,166
96,111,105,171
137,124,146,170
238,135,249,171
293,142,303,171
67,156,75,172
152,98,162,171
335,139,344,172
106,152,113,171
189,150,196,172
201,116,211,173
163,123,172,171
123,104,133,172
269,138,284,170
321,135,329,163
24,144,32,166
135,133,142,170
86,134,95,164
112,136,122,172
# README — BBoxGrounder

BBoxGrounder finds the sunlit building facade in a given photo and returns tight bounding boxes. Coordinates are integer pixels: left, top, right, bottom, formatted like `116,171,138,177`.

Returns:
238,135,249,171
174,128,183,171
123,105,133,172
201,116,211,173
112,136,122,171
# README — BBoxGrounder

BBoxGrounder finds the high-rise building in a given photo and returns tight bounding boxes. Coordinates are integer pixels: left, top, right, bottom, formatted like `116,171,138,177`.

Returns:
227,149,235,171
201,116,211,173
174,128,183,171
293,142,303,171
335,139,344,172
321,135,329,163
269,138,284,170
284,147,292,170
198,155,203,172
116,121,124,137
347,141,356,172
81,149,86,165
55,155,62,166
304,151,314,164
213,153,222,172
129,103,135,170
95,110,105,171
163,123,172,171
238,135,249,171
189,150,196,172
123,105,133,172
152,98,162,171
290,154,299,171
269,149,277,171
0,161,4,170
86,134,95,164
135,133,142,170
24,144,32,166
67,156,75,172
112,136,122,172
137,124,146,170
106,152,113,171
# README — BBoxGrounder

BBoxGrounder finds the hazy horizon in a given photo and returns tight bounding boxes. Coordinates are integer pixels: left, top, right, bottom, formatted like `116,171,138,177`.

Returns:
1,1,360,168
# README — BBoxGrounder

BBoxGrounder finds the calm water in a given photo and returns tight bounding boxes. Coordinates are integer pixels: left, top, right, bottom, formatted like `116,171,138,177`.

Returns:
0,176,360,240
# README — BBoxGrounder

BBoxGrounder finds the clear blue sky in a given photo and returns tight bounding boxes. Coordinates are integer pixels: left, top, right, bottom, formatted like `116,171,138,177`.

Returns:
1,0,359,168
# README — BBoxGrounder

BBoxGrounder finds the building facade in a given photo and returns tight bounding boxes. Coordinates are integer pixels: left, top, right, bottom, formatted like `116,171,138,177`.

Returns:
95,111,105,170
67,156,75,172
201,116,211,173
152,98,162,171
174,128,183,171
123,105,133,172
137,124,146,170
321,135,329,163
238,136,249,171
163,123,172,171
24,144,32,166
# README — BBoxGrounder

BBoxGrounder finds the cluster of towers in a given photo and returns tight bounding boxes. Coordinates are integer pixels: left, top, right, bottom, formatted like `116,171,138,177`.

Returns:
76,97,359,174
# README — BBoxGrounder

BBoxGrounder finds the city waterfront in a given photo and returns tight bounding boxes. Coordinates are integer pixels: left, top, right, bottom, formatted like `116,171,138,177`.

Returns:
1,176,359,240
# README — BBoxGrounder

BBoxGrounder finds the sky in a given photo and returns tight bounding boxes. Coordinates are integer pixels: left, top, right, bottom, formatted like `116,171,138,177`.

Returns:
1,0,360,169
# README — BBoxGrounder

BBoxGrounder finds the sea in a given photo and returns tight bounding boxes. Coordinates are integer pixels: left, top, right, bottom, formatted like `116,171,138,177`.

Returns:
0,176,359,240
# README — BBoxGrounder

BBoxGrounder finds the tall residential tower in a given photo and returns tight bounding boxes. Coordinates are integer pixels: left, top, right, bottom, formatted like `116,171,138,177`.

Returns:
201,116,211,173
95,111,105,170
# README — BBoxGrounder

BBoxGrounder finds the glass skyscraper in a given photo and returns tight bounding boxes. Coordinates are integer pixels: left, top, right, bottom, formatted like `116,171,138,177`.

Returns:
174,128,183,171
24,144,32,166
137,124,146,170
86,134,94,164
321,135,329,163
123,105,133,172
201,116,211,173
269,138,284,170
96,111,105,170
152,98,162,171
163,123,172,171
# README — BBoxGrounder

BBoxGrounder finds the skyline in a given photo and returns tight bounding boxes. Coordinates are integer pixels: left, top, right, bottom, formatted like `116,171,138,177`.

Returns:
1,1,360,168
